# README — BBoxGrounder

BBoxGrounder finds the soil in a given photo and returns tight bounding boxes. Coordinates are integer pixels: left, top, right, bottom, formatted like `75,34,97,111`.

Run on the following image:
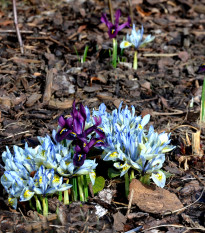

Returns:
0,0,205,232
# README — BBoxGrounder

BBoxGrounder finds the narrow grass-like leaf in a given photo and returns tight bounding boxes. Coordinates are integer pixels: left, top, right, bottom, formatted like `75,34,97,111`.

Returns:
200,78,205,123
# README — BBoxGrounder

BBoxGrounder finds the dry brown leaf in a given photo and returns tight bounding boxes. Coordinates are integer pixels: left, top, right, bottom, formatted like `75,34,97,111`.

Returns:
129,179,183,214
136,5,152,17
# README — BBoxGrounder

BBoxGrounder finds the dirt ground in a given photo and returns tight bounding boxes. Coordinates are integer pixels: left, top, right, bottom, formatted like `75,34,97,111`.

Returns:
0,0,204,232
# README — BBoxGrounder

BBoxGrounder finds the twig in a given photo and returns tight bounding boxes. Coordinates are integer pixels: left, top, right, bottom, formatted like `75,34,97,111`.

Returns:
128,0,134,24
18,208,28,222
0,29,48,35
12,0,24,54
142,224,205,232
163,187,205,216
126,189,134,217
190,171,205,186
143,53,178,57
108,0,114,24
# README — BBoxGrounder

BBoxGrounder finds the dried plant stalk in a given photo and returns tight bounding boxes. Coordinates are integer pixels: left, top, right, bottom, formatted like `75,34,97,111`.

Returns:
12,0,24,54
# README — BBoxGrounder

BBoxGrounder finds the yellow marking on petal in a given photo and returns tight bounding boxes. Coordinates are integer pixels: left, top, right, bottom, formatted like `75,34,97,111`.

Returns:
94,139,104,145
65,161,70,166
8,198,14,205
24,190,32,198
138,124,143,129
60,128,67,135
83,143,86,147
110,152,117,157
4,175,7,180
98,127,104,132
122,165,128,171
124,41,130,47
70,132,77,137
78,154,82,161
53,175,60,183
155,173,163,181
39,176,43,184
90,171,96,178
111,29,115,34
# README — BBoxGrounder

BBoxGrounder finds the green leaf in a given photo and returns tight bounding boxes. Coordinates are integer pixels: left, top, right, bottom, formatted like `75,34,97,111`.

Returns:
108,167,121,179
92,176,105,195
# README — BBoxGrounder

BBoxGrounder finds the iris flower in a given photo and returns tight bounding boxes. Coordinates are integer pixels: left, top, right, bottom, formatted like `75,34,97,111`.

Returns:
120,24,155,49
20,165,72,202
101,9,131,38
55,101,106,166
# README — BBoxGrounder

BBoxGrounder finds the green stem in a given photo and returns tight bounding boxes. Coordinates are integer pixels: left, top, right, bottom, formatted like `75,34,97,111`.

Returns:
42,196,48,216
130,169,135,181
64,179,70,205
58,191,62,202
77,175,85,202
71,177,78,201
133,51,138,70
124,172,129,198
34,195,42,213
140,174,150,185
200,78,205,123
83,175,88,201
112,38,117,68
29,197,35,211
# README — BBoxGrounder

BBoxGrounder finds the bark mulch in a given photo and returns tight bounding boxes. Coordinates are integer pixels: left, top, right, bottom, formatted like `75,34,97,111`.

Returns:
0,0,205,232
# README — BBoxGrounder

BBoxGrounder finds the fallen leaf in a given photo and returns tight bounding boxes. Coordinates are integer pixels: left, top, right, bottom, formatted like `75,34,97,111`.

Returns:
129,179,183,214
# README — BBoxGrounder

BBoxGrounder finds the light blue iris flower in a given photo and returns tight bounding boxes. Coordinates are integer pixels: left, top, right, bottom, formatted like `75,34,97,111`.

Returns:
120,24,155,49
91,102,174,188
1,129,99,208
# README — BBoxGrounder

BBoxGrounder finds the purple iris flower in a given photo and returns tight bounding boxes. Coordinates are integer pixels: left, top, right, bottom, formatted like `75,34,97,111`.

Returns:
56,101,96,142
73,129,106,167
101,9,131,39
55,101,106,166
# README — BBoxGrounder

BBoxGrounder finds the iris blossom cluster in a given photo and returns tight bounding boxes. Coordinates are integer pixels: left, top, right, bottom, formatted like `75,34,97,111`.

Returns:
1,101,104,209
91,102,175,188
101,9,131,39
55,101,105,166
120,24,155,49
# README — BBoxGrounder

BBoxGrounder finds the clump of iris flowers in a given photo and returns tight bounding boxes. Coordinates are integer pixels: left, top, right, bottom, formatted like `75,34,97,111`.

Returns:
91,102,175,195
1,101,106,212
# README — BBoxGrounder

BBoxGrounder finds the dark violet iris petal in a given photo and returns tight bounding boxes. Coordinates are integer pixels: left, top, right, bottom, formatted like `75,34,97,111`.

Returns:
66,131,78,140
95,128,105,139
101,13,109,26
73,154,86,167
108,25,118,39
73,117,83,135
80,104,87,122
93,116,102,127
55,128,71,142
58,116,66,127
115,9,121,25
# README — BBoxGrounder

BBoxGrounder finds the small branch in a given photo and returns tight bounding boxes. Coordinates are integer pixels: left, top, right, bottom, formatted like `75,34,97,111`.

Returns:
108,0,114,24
12,0,24,54
128,0,134,24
